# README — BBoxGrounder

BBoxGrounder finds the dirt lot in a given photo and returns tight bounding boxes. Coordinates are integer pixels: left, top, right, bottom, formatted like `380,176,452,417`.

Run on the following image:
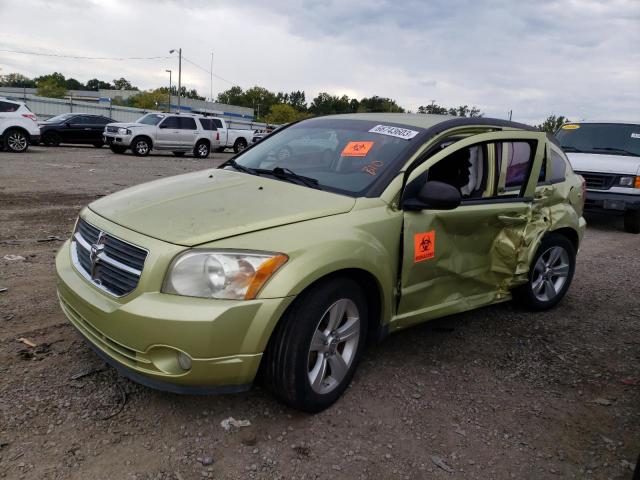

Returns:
1,146,639,480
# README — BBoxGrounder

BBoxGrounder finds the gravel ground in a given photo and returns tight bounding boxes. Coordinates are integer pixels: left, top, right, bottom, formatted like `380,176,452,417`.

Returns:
0,146,639,480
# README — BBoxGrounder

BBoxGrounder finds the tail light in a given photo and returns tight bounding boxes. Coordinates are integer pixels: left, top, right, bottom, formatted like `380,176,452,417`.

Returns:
22,113,37,122
216,131,220,141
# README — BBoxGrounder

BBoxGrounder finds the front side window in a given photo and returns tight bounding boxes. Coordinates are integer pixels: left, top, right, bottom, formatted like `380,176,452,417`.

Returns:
231,118,425,195
159,116,180,128
428,144,489,199
556,123,640,157
137,113,165,126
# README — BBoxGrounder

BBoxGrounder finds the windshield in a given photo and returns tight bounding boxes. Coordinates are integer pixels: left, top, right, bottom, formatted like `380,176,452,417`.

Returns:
45,113,75,123
556,123,640,157
136,113,165,125
230,118,425,195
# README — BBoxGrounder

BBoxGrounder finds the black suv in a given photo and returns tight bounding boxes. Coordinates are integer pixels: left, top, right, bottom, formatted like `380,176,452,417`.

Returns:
40,113,115,148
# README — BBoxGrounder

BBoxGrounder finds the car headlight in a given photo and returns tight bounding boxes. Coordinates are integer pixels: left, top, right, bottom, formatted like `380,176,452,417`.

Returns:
162,250,288,300
117,127,131,135
618,176,640,188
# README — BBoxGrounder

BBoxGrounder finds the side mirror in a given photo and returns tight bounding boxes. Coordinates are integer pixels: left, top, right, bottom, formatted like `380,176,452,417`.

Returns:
404,181,462,211
159,124,168,129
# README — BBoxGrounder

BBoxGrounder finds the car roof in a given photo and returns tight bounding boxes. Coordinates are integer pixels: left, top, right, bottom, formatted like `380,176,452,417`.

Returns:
562,120,640,125
320,112,535,132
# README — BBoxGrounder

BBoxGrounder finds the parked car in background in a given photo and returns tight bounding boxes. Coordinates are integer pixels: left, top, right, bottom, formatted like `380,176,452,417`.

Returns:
40,113,115,148
205,117,255,153
556,121,640,233
103,113,218,158
0,97,40,153
56,113,585,412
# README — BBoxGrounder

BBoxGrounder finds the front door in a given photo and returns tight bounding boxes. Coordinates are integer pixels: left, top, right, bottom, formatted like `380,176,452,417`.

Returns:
156,116,181,150
396,131,546,328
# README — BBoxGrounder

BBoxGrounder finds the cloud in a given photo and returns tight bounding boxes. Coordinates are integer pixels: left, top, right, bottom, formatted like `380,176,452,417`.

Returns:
0,0,638,124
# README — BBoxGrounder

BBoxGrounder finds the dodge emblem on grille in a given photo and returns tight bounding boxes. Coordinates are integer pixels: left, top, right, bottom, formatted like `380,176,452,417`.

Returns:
89,232,107,279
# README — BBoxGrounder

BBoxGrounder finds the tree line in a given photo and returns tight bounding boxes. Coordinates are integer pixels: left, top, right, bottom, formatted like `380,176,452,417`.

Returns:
0,71,567,131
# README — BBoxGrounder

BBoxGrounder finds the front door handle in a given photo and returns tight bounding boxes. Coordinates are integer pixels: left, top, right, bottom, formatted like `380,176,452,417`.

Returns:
497,214,528,226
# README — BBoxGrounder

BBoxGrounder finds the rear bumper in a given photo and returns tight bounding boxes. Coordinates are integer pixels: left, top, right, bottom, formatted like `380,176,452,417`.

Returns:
584,190,640,212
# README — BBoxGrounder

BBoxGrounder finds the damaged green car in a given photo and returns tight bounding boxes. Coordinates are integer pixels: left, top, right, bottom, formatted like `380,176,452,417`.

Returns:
56,113,586,412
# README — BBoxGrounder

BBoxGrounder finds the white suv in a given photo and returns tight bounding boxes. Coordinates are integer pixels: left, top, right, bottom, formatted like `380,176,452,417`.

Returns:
104,113,219,158
0,98,40,153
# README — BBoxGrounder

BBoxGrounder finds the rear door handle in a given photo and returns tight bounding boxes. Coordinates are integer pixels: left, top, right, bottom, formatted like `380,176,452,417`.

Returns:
497,214,528,226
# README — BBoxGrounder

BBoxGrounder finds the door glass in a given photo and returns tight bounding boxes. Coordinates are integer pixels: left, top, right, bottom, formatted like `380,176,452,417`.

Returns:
427,144,490,199
160,116,180,129
499,142,532,192
212,119,223,129
179,117,197,130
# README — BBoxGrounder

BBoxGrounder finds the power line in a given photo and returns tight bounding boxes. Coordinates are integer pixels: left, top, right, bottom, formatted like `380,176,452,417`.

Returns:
0,48,170,61
181,55,237,86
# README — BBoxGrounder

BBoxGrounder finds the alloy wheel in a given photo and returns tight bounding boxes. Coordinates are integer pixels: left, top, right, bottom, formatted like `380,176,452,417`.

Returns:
197,143,209,157
135,141,149,155
7,131,28,152
531,246,570,302
307,298,360,395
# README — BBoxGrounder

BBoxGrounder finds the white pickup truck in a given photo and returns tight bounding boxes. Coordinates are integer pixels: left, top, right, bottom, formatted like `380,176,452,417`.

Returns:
556,121,640,233
207,117,255,153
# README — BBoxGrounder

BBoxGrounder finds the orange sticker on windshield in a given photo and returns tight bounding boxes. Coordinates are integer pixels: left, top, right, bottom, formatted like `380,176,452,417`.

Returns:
414,231,435,262
341,141,373,157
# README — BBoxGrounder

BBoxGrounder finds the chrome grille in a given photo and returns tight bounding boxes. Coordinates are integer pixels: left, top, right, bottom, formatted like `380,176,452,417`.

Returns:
71,218,148,297
575,171,616,190
105,125,119,134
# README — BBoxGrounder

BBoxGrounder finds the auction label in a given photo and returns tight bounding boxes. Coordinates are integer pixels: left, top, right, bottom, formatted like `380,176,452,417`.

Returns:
631,133,640,139
369,124,420,140
561,124,580,130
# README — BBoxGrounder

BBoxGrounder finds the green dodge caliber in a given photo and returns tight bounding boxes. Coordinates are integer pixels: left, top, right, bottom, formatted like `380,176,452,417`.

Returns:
56,113,586,412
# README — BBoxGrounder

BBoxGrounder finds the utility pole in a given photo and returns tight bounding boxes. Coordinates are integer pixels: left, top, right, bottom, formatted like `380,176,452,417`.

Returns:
165,69,172,112
170,48,182,112
508,109,513,121
210,52,213,103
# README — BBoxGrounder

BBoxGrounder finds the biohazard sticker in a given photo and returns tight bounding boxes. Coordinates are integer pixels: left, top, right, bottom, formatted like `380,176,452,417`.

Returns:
341,141,374,157
414,230,435,262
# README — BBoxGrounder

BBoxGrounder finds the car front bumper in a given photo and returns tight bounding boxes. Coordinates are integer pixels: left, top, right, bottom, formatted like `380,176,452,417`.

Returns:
56,240,294,393
584,190,640,212
104,134,132,146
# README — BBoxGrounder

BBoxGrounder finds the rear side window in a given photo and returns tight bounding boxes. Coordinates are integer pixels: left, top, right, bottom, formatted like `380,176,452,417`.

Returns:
160,116,180,128
0,101,19,112
179,117,197,130
212,119,223,129
497,142,533,190
199,118,215,130
550,149,567,182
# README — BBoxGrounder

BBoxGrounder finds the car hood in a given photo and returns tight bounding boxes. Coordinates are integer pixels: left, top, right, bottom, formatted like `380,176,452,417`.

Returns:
89,169,356,246
566,152,640,175
106,122,147,129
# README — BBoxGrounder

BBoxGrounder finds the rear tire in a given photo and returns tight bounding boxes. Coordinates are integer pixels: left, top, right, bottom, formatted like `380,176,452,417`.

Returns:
43,132,61,147
193,140,210,158
4,129,29,153
515,233,576,311
233,138,247,153
109,145,127,154
132,137,151,157
172,151,185,157
624,210,640,234
261,277,368,413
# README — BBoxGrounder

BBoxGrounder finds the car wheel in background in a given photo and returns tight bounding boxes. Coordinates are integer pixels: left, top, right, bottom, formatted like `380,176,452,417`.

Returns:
132,137,151,157
4,129,29,153
172,151,185,157
515,233,576,311
43,132,61,147
193,141,210,158
109,145,127,154
624,210,640,234
261,277,368,413
93,142,104,148
233,138,247,153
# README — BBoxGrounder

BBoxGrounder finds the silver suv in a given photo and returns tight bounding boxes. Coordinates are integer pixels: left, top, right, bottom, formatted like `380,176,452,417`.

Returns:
104,113,219,158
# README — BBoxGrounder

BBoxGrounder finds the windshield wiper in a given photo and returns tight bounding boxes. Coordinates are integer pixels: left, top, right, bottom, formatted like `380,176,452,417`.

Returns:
560,146,583,153
266,167,322,190
222,159,259,175
592,147,640,157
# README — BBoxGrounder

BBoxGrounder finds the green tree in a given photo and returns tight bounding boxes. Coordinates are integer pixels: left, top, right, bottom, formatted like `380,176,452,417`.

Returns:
87,78,114,90
358,95,405,113
216,86,245,105
128,89,166,109
34,72,66,86
36,78,67,98
417,102,482,117
264,103,311,124
0,73,36,88
65,77,85,90
537,114,569,133
113,77,137,90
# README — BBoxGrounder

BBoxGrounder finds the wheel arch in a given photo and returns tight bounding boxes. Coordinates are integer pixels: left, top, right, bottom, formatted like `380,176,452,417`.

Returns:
131,134,153,149
548,226,579,252
3,125,31,139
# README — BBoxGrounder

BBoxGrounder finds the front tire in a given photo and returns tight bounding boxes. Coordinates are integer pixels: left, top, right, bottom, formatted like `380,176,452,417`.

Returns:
4,129,29,152
193,140,210,158
132,137,151,157
262,278,368,413
43,132,61,147
624,210,640,234
233,138,247,153
515,233,576,311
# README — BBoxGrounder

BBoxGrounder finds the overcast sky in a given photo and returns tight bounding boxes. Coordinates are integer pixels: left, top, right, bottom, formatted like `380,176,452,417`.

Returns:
0,0,638,124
